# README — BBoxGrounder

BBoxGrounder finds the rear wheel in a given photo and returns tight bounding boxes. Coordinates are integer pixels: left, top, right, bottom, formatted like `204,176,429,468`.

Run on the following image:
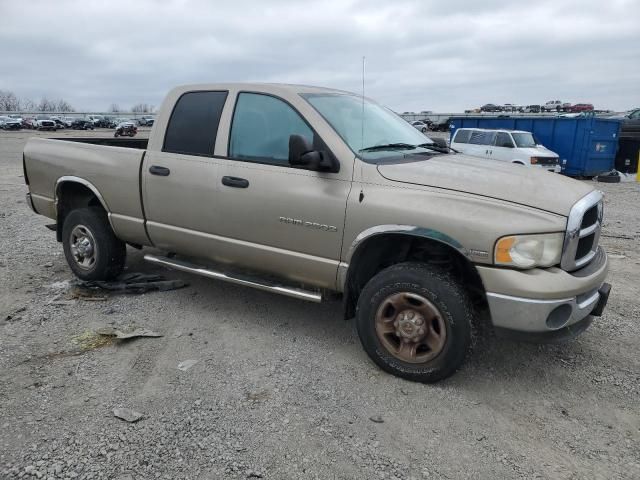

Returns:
62,207,126,281
356,262,473,383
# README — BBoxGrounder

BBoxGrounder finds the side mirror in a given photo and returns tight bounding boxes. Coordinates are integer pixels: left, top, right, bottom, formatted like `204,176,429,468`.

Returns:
431,137,448,148
288,134,338,172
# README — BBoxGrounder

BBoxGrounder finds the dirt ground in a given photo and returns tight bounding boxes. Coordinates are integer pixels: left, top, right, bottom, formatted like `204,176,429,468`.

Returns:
1,129,639,480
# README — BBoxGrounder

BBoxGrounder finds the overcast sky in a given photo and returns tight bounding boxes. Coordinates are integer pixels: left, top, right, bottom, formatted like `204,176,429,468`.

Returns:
1,0,639,113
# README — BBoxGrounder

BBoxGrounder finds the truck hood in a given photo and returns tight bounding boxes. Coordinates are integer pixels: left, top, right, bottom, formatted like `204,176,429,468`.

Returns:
376,153,593,216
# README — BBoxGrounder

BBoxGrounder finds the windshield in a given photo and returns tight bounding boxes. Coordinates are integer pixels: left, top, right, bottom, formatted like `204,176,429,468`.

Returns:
512,132,537,148
302,93,434,155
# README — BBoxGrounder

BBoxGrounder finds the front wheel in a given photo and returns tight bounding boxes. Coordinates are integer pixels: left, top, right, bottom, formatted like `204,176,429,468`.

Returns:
356,262,473,383
62,207,126,281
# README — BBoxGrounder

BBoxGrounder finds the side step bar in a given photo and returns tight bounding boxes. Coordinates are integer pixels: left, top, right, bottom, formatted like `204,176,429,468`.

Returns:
144,254,323,303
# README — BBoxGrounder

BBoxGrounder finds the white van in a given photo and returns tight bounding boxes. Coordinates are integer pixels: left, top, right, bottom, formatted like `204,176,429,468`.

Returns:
450,128,561,173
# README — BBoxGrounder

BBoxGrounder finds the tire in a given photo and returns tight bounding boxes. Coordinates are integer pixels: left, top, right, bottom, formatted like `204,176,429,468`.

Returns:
62,207,126,281
421,127,427,133
355,262,473,383
597,173,620,183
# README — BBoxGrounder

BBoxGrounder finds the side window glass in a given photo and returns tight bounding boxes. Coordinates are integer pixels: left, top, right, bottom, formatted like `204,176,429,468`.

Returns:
469,130,495,145
229,93,313,166
495,132,514,147
163,91,228,157
453,129,471,143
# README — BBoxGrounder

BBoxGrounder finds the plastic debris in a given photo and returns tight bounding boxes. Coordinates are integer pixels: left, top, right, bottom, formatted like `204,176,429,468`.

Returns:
113,407,144,423
97,326,163,340
177,359,199,371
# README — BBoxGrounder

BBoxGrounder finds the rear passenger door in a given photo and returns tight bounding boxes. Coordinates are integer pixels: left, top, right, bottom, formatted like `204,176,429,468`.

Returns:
142,90,228,254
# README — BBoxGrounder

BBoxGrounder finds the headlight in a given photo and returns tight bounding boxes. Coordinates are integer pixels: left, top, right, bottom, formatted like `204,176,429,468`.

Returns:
494,233,563,268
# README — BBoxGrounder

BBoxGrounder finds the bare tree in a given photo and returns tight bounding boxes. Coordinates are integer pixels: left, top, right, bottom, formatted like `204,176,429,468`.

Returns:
21,98,37,111
0,90,20,111
131,103,154,113
109,103,120,113
38,97,56,112
56,99,74,112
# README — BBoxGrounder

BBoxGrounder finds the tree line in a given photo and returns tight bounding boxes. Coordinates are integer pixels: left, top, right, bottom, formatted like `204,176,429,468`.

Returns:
0,90,155,114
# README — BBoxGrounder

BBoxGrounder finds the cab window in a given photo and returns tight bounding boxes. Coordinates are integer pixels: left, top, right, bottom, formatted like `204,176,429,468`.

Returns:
229,93,313,166
494,132,515,148
163,91,228,157
469,130,496,145
453,129,472,143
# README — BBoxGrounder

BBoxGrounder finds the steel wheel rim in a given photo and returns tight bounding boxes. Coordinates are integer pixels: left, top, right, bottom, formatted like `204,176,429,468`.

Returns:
69,224,97,270
374,292,447,364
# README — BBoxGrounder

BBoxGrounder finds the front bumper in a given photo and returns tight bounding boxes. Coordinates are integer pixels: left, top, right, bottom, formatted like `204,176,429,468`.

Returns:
478,248,609,334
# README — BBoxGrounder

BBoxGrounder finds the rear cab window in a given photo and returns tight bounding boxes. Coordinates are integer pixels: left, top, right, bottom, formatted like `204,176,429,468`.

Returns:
163,91,228,157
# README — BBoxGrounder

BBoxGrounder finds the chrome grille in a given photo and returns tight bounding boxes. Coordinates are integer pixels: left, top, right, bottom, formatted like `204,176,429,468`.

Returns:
561,191,603,271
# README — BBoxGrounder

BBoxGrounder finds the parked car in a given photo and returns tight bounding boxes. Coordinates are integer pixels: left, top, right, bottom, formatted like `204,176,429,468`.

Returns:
480,104,501,112
70,119,95,130
62,117,75,127
22,117,38,129
23,82,611,383
450,128,561,173
114,121,137,137
569,103,594,113
137,116,155,126
431,117,451,132
562,103,572,112
522,105,541,113
502,104,517,113
543,100,563,112
0,115,22,130
37,119,56,131
612,108,640,137
411,120,431,133
52,118,66,130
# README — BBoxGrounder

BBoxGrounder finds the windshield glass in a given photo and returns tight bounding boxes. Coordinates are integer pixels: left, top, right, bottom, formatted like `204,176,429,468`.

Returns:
512,132,537,148
302,93,434,156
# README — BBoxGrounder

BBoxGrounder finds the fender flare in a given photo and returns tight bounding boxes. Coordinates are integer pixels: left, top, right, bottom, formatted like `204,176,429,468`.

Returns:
339,224,471,290
54,176,111,214
54,176,114,240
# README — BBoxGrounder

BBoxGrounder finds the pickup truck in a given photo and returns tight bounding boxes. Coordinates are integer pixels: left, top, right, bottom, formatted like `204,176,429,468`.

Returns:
23,83,611,382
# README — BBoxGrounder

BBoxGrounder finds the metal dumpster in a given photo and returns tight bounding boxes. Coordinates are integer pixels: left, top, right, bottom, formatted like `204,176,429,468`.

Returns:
449,115,622,176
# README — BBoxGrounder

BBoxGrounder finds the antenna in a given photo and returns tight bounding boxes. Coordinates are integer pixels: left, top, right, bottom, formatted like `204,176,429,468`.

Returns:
361,56,365,151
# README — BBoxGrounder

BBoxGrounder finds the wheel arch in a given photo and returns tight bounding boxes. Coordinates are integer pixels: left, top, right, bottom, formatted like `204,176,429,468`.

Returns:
54,176,111,242
341,225,488,319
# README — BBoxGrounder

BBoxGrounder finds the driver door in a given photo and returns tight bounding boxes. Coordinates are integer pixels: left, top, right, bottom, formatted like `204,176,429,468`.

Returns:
210,92,352,289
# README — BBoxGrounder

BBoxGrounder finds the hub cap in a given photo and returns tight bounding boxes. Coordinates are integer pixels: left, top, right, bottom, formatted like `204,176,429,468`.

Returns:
69,225,97,270
375,292,447,363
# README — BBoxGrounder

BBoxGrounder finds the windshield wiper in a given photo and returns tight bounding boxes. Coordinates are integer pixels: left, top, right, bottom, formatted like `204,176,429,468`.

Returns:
359,143,416,152
417,142,460,154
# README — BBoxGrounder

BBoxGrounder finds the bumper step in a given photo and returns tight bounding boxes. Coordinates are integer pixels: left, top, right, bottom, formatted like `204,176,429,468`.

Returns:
144,254,323,303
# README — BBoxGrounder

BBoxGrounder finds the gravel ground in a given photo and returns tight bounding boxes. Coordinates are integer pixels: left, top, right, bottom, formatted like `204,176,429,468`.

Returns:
0,129,639,480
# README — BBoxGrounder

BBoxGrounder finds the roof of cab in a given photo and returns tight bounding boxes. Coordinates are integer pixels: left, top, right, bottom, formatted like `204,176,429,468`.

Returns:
169,82,356,96
456,127,531,134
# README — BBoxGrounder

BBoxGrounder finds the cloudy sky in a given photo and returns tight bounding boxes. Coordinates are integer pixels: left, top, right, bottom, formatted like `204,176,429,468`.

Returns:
1,0,639,113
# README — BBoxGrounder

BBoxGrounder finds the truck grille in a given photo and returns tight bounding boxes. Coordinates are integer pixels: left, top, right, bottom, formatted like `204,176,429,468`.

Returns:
561,191,603,271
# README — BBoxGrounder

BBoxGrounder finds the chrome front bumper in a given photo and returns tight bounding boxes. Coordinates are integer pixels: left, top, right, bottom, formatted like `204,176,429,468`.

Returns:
486,283,609,333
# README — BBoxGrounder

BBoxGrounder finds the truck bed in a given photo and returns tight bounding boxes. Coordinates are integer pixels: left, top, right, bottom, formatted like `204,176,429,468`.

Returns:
23,137,147,232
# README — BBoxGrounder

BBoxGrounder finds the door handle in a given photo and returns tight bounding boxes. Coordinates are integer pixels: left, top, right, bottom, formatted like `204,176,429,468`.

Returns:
149,165,170,176
222,176,249,188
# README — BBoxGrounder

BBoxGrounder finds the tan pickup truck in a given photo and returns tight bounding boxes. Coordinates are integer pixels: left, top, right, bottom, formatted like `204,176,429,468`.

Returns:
23,83,611,382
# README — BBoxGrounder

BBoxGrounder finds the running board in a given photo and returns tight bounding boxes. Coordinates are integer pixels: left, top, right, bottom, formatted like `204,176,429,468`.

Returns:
144,254,323,303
